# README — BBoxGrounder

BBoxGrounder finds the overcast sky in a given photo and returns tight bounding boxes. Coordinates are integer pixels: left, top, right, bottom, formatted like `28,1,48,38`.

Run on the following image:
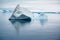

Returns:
0,0,60,12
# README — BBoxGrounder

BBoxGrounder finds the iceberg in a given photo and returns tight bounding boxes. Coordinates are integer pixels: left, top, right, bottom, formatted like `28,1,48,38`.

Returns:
9,4,32,21
40,13,48,26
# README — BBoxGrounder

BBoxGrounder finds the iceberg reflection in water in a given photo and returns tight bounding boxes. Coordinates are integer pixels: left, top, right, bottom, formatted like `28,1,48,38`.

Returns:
9,19,31,40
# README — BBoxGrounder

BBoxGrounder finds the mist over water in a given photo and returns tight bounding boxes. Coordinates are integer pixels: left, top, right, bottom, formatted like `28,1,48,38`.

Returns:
0,0,60,40
0,12,60,40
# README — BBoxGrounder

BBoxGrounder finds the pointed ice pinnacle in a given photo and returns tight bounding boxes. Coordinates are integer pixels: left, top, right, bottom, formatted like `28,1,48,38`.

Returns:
9,4,31,21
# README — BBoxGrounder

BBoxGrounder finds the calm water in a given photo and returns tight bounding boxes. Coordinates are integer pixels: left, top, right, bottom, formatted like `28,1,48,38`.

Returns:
0,12,60,40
